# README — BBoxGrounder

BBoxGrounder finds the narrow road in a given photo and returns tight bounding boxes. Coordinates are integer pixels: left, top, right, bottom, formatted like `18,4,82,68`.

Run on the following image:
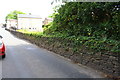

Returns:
0,28,105,78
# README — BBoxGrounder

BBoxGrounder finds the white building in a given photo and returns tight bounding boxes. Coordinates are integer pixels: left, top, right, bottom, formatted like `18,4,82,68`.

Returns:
6,19,17,29
17,14,43,31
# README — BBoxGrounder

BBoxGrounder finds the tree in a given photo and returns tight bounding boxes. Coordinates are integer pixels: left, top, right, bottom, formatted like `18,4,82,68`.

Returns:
6,10,26,20
46,2,120,40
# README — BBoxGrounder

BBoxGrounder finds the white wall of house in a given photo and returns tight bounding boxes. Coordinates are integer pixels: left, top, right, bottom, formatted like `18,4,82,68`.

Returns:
17,14,43,31
6,19,17,29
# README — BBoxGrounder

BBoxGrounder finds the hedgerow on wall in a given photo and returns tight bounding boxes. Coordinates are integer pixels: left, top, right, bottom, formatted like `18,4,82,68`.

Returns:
46,2,120,40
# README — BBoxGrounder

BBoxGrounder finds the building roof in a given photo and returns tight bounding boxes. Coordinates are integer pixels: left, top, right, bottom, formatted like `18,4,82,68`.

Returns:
44,18,53,21
18,14,42,19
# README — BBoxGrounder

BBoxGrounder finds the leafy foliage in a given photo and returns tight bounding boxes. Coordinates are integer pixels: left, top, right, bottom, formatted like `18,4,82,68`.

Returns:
46,2,120,40
6,10,26,20
18,29,120,53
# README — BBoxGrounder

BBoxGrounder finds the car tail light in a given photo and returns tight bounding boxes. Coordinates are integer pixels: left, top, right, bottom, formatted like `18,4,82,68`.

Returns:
0,41,5,51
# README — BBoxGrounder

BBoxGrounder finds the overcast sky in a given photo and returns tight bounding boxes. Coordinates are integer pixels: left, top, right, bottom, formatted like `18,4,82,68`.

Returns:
0,0,54,23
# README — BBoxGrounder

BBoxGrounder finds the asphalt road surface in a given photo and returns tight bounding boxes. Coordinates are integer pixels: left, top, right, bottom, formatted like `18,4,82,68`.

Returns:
0,28,105,78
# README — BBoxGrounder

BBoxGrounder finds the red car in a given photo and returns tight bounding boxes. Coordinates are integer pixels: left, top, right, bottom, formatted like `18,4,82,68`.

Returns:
0,36,5,58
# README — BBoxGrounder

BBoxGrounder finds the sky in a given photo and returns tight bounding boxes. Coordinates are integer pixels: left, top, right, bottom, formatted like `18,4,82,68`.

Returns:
0,0,55,23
